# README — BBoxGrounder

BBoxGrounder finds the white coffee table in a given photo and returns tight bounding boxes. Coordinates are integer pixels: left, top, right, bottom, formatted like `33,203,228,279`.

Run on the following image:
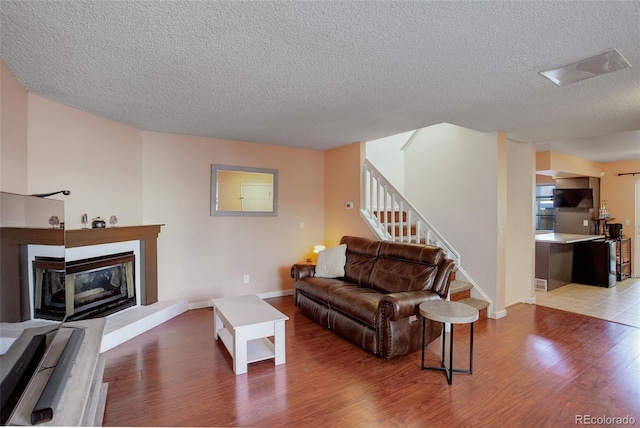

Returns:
211,294,289,375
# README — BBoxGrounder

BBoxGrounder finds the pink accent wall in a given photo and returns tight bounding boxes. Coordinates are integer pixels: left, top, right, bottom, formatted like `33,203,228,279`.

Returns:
324,142,376,247
601,159,640,275
536,150,601,178
0,60,29,193
0,63,330,302
140,130,325,301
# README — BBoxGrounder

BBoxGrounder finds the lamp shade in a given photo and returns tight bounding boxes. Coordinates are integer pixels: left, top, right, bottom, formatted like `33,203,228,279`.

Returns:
313,245,326,254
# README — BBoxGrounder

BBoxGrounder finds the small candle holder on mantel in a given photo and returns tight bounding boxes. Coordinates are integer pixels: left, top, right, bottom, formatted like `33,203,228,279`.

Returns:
91,217,106,228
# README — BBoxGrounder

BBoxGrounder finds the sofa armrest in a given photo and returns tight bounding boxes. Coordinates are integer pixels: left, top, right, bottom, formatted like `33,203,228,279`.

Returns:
291,263,316,280
379,291,442,321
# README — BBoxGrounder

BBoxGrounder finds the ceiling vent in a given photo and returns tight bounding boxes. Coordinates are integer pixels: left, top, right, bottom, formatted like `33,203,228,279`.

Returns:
540,49,631,86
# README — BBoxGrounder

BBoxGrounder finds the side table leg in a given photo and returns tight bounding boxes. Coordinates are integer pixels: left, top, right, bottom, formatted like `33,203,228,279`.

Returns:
440,322,446,366
447,323,453,385
469,322,474,374
421,317,426,368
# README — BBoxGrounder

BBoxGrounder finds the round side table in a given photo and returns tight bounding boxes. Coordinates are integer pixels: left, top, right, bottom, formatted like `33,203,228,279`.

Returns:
419,300,479,385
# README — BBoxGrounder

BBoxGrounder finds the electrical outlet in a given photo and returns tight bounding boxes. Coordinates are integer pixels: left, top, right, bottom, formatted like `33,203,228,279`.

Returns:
583,220,589,227
243,274,250,284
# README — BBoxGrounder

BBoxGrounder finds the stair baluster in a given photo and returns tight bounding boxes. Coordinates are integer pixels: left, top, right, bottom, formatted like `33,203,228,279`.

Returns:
360,159,492,317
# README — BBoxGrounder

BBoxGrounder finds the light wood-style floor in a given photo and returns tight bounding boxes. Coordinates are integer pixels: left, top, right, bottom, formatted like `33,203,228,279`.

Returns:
536,278,640,328
102,296,640,427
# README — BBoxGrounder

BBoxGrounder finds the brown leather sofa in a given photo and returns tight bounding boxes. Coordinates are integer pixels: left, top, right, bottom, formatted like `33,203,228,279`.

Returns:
291,236,456,360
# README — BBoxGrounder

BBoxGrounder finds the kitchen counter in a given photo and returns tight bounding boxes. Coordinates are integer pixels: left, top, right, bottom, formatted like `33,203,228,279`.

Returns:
535,233,605,244
535,233,607,291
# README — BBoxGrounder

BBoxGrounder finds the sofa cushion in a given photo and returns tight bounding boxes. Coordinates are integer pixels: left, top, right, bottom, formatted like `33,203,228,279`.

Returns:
295,277,355,303
371,259,437,294
340,236,381,286
329,286,385,328
315,244,347,278
379,240,444,266
370,241,444,294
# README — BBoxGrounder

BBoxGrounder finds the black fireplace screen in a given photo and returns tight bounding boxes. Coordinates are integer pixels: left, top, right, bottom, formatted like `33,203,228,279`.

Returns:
33,252,136,321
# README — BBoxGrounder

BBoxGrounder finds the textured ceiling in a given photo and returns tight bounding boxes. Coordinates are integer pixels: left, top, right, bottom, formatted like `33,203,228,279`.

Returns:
1,1,639,160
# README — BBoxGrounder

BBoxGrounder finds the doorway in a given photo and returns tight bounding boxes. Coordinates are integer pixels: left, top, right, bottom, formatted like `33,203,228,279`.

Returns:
241,183,273,212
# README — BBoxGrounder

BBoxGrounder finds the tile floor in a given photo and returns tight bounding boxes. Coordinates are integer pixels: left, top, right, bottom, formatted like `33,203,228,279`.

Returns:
535,277,640,328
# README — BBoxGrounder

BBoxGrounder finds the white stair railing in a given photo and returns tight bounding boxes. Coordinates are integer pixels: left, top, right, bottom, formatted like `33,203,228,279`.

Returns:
360,159,460,262
360,159,494,314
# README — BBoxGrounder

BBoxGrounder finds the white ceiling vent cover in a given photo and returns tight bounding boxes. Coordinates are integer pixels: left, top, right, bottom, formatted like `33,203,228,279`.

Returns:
540,49,631,86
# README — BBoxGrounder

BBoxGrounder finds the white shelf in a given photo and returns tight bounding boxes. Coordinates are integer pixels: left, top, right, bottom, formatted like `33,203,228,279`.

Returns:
217,328,275,363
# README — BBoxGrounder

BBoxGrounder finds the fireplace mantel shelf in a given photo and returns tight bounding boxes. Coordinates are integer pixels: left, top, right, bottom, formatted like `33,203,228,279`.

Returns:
0,224,163,248
66,224,164,248
0,225,164,322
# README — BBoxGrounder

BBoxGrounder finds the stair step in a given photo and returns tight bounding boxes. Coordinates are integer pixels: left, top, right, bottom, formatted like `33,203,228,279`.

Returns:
449,280,472,295
374,210,407,223
457,297,489,320
388,225,417,236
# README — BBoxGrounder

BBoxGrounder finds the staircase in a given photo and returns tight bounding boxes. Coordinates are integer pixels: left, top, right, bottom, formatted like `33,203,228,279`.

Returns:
449,276,489,320
361,159,491,318
373,210,419,241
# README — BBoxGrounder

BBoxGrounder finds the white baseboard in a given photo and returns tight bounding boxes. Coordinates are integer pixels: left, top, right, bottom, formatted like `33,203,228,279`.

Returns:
188,289,294,310
258,289,294,299
188,301,212,310
490,309,507,319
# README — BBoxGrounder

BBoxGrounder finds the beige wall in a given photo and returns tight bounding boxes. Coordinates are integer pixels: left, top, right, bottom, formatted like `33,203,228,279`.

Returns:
403,123,503,315
496,133,507,313
0,60,29,193
506,139,536,306
324,142,376,247
1,63,326,305
536,174,554,184
536,150,601,178
141,131,325,302
27,95,143,227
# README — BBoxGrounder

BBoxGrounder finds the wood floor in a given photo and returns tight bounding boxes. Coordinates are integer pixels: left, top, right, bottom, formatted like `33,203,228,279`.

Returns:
103,296,640,427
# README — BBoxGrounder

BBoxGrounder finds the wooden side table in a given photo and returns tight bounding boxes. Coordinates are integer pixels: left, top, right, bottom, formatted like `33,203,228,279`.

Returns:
419,300,479,385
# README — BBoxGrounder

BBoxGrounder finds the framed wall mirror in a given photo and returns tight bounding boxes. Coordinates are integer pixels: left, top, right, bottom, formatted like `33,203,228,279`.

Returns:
211,165,278,216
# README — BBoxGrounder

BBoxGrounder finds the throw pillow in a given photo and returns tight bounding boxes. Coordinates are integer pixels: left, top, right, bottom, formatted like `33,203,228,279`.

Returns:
315,244,347,278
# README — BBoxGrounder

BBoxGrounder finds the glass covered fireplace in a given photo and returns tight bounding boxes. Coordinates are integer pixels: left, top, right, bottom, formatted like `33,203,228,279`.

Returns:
33,252,136,321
